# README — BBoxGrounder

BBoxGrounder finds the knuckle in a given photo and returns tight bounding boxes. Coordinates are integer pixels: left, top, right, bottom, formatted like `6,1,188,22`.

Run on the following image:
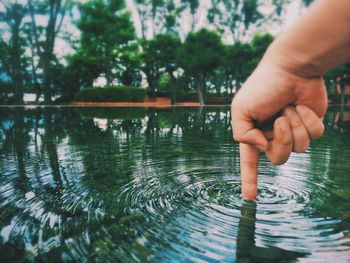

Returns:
310,122,324,140
276,134,293,146
292,117,303,128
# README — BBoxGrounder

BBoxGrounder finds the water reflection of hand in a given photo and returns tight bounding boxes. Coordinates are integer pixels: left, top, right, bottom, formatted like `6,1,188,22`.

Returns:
236,201,257,260
236,201,308,262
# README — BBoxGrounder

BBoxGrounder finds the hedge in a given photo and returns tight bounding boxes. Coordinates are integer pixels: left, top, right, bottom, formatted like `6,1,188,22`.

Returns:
152,91,232,104
74,86,146,102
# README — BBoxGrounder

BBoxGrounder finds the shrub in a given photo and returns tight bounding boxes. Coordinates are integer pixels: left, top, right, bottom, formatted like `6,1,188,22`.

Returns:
74,86,146,102
149,91,232,104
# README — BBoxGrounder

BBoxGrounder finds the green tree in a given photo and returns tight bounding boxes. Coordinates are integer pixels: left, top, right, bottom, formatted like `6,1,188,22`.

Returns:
134,0,165,38
222,42,254,94
182,0,200,32
177,29,224,105
208,0,263,42
250,33,274,60
142,34,181,101
0,2,28,104
74,0,136,86
157,34,182,103
220,33,273,94
118,47,143,87
28,0,69,104
132,0,208,38
66,51,103,89
141,39,163,98
163,0,182,34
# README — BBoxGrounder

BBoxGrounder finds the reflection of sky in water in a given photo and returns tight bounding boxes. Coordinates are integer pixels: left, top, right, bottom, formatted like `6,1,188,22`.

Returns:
0,107,349,262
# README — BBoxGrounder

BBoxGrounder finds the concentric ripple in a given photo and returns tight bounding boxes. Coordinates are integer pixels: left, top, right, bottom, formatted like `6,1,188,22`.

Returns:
114,155,350,262
0,107,349,262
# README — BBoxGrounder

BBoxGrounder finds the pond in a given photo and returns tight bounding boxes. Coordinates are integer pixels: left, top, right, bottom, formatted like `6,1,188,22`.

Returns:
0,106,349,262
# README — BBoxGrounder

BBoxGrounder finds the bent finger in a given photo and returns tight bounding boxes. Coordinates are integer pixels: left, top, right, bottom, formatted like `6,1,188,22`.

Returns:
234,128,269,151
266,116,293,165
240,143,259,200
231,102,269,151
295,105,325,139
283,106,310,153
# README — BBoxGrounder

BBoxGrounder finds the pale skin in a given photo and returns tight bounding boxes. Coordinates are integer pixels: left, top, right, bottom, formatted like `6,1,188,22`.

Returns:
231,0,350,200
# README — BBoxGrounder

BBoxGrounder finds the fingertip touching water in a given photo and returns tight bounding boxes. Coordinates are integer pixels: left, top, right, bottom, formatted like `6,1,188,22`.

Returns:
0,107,349,262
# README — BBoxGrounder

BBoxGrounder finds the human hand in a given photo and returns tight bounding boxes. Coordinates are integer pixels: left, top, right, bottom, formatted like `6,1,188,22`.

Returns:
231,62,327,200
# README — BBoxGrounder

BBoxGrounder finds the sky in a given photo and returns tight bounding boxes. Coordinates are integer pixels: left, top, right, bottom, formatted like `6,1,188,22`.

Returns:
0,0,306,62
0,0,308,90
125,0,304,40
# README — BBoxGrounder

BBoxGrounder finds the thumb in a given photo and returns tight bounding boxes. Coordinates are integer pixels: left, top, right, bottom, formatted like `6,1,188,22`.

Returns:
240,143,259,200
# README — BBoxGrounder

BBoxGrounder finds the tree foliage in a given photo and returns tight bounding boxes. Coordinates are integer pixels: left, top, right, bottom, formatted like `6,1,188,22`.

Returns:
177,29,224,105
142,34,181,98
208,0,264,42
0,0,348,106
0,1,28,104
73,0,136,86
28,0,69,104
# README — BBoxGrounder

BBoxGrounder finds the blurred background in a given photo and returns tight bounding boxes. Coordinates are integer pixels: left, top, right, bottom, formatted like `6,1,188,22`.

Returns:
0,0,348,105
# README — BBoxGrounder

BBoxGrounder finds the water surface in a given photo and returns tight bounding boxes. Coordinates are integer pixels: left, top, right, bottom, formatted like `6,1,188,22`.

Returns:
0,106,349,262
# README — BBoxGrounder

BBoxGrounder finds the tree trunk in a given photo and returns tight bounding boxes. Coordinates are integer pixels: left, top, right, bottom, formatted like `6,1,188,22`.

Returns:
13,108,26,178
140,9,146,39
190,10,196,32
44,109,62,185
105,69,112,86
340,79,345,108
29,48,41,103
215,78,221,95
43,58,52,104
29,0,66,105
196,77,204,106
10,7,25,104
146,72,156,98
170,74,177,105
229,77,234,95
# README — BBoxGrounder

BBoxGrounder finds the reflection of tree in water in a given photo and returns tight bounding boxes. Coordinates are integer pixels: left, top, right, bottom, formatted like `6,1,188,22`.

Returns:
0,108,91,261
301,108,350,250
141,108,237,185
43,109,62,187
67,107,238,259
327,107,350,133
0,108,31,260
13,108,29,185
308,140,350,217
0,107,303,261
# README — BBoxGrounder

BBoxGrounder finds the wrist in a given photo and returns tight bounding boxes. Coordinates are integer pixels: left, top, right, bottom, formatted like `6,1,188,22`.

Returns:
261,0,350,79
261,42,324,79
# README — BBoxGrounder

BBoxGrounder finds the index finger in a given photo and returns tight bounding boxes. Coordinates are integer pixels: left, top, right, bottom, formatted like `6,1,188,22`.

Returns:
240,143,259,200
